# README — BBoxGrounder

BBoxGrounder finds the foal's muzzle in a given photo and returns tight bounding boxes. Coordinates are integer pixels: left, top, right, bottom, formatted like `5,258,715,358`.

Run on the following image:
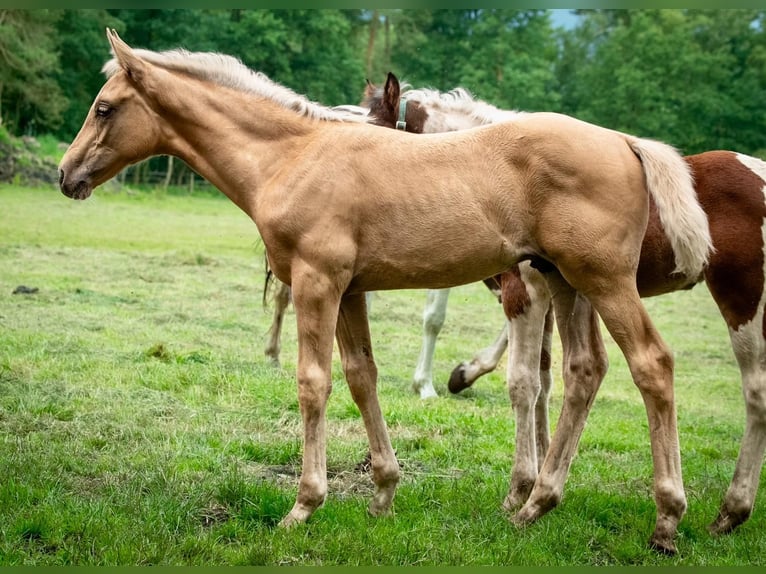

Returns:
58,168,93,200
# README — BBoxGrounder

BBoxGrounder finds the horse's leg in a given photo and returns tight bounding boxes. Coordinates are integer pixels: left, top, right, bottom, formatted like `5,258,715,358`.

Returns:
709,315,766,534
519,263,555,468
514,275,686,554
504,309,554,506
535,305,555,467
264,280,291,367
336,291,400,516
447,323,509,393
502,265,554,508
278,268,341,527
412,288,450,399
505,273,606,513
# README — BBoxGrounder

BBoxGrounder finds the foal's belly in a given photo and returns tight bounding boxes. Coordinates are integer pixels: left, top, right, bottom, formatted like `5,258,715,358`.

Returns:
348,244,523,293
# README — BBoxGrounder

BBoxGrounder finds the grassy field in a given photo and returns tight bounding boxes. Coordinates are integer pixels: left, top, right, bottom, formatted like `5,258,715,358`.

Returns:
0,183,763,565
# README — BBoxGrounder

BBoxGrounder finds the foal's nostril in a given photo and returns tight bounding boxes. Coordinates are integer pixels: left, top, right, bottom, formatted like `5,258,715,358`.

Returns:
58,169,65,186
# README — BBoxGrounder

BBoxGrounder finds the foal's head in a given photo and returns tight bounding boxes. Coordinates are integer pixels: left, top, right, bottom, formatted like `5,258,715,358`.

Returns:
362,72,427,135
59,29,168,200
363,72,522,135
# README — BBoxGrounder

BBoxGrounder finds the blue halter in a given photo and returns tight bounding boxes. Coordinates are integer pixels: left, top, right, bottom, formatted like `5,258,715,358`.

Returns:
396,98,407,131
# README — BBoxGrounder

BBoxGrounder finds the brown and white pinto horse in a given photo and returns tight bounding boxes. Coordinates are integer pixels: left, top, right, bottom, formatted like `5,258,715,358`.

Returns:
58,31,712,553
364,71,766,538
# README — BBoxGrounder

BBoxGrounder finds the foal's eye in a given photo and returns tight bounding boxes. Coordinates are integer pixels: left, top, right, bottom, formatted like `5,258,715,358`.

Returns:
95,103,113,118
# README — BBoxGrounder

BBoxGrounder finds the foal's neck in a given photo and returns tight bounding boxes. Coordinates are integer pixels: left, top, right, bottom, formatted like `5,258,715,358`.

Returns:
162,81,316,218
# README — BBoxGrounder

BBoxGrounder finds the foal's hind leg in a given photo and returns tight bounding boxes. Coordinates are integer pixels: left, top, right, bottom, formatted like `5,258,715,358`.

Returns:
514,275,686,554
336,292,400,516
535,305,555,468
503,266,554,508
709,314,766,534
412,288,450,398
507,273,607,513
265,280,291,367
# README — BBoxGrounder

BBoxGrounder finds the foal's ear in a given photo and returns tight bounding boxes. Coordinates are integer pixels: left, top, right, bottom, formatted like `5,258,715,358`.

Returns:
383,72,400,111
364,78,377,99
106,28,147,82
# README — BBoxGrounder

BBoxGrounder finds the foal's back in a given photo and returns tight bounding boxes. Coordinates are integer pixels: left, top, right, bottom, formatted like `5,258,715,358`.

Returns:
289,113,647,293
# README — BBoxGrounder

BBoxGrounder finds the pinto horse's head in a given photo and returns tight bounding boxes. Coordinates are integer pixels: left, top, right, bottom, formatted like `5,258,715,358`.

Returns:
362,72,427,135
59,29,164,200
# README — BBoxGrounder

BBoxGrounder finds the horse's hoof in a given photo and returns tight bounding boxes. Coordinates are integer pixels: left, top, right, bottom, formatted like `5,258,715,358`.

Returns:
503,485,533,511
278,514,300,529
708,506,748,536
648,534,677,556
502,495,521,514
412,381,438,399
509,505,539,527
447,365,472,393
368,503,393,517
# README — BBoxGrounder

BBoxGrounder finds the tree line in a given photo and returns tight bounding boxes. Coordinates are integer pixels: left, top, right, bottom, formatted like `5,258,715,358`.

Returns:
2,9,765,186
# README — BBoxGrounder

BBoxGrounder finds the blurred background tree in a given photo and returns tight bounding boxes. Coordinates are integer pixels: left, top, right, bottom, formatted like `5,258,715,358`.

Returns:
2,8,765,186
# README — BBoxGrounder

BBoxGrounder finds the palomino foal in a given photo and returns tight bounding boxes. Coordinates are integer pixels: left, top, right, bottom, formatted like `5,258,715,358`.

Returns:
364,72,766,537
58,31,712,553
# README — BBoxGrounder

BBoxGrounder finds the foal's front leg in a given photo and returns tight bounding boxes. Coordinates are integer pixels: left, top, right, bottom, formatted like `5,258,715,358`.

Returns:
336,292,400,516
278,268,342,527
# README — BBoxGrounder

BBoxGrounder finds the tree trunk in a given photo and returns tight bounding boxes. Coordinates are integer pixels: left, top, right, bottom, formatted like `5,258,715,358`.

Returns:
365,10,379,79
162,155,174,189
384,15,391,70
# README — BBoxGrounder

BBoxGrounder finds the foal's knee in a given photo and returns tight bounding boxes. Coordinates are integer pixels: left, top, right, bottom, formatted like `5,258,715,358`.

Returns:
297,364,333,406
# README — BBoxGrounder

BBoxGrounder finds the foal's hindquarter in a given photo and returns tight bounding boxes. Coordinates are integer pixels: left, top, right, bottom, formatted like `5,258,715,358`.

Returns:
505,151,766,538
58,37,686,552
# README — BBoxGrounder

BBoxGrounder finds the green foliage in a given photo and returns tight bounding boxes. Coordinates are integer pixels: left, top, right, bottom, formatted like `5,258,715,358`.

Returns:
0,10,66,134
557,9,766,153
2,8,766,178
54,10,124,139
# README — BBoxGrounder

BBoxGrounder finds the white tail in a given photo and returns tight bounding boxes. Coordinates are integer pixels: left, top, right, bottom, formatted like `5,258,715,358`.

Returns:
624,136,713,279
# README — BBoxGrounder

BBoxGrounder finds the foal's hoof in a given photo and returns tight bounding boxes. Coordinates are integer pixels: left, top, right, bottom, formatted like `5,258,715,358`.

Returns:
509,504,540,527
278,503,316,528
447,365,472,394
509,512,533,528
648,534,677,556
503,484,534,512
708,506,749,536
368,503,393,518
412,381,438,399
278,514,301,529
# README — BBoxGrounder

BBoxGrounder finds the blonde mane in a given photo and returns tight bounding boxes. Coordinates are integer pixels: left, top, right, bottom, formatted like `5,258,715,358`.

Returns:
102,48,371,124
401,84,523,125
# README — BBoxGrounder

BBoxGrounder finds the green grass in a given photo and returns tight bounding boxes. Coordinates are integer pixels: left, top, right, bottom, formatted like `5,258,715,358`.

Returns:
0,183,763,565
